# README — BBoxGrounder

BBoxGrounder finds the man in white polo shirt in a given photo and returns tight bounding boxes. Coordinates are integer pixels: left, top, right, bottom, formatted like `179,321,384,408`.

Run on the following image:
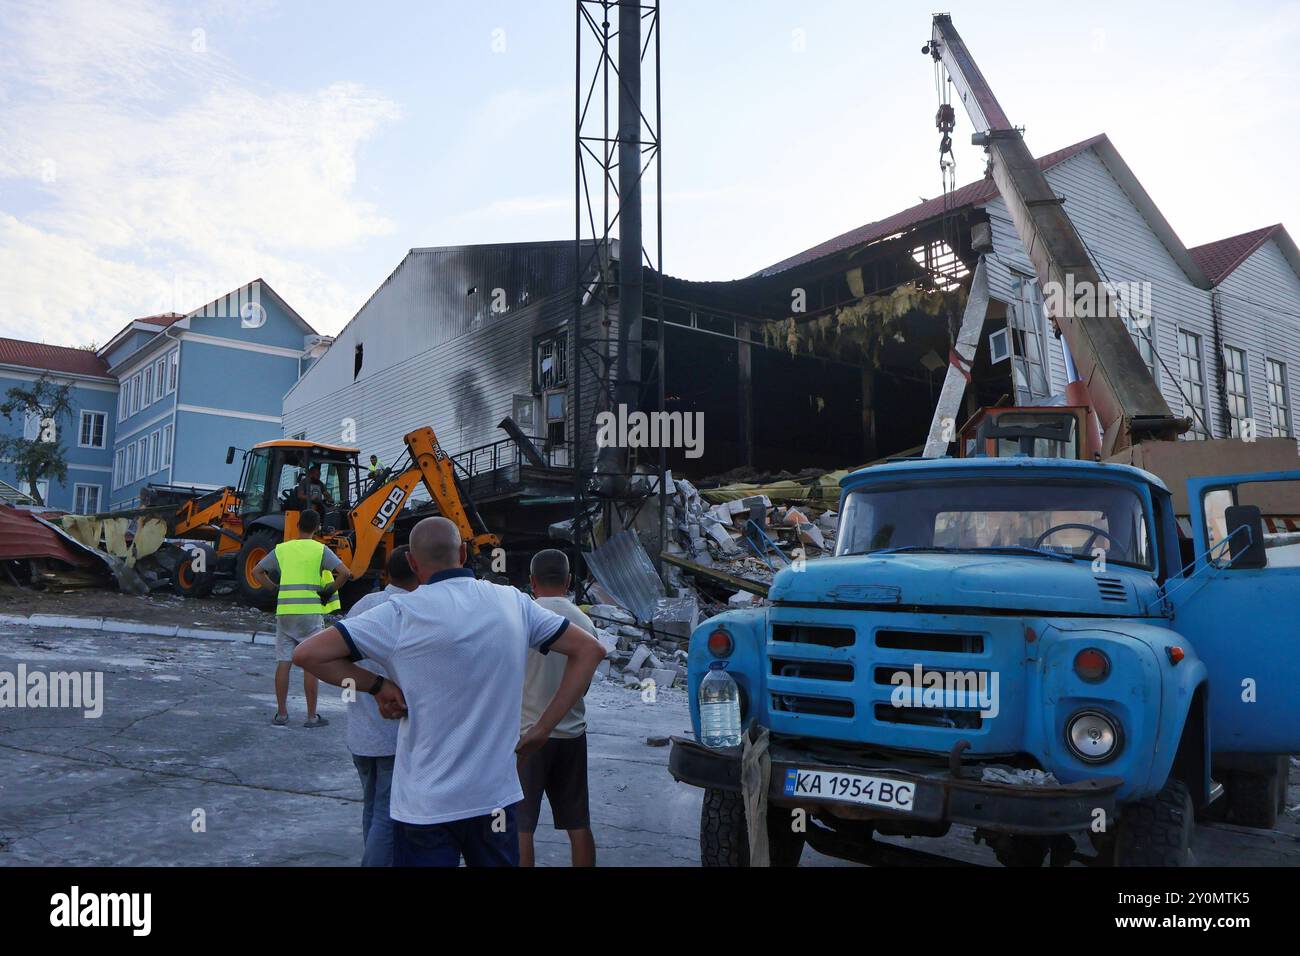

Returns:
293,516,605,867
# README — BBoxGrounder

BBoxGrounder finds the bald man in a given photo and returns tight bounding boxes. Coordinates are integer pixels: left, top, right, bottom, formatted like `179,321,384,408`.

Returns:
294,517,605,867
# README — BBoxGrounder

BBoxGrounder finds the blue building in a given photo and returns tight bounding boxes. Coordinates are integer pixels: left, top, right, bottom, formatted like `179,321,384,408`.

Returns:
0,339,118,512
0,279,326,513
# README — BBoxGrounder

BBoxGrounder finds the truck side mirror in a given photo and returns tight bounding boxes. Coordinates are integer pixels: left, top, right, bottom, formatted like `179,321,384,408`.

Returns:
1225,505,1266,569
225,446,236,465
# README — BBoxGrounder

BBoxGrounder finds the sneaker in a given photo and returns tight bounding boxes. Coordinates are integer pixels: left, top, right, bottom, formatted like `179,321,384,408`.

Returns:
303,715,329,728
272,713,289,726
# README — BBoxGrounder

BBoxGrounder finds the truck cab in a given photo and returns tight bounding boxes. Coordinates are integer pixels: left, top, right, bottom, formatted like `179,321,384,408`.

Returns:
668,456,1299,866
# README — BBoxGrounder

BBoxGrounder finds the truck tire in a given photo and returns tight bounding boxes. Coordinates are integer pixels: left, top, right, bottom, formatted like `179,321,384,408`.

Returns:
171,545,214,598
699,789,805,867
237,530,281,609
1114,778,1193,867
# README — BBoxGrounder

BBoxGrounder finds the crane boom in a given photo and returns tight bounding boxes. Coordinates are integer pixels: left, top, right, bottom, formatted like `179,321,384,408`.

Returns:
927,14,1186,452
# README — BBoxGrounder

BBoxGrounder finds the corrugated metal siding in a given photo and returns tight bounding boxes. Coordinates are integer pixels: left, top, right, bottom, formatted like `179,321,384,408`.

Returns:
283,242,614,491
1214,238,1300,438
981,148,1224,435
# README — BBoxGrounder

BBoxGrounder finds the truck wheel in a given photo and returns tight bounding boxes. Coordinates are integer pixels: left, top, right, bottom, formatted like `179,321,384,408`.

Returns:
699,789,805,867
237,530,281,609
171,545,214,598
1114,778,1193,867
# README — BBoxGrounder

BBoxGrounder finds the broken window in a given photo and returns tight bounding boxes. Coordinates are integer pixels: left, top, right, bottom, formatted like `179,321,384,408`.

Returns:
535,330,568,392
911,239,969,291
353,343,364,380
1222,345,1251,438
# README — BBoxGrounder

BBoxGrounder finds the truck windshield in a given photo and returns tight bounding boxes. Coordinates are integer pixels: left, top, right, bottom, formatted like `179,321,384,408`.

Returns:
836,479,1152,569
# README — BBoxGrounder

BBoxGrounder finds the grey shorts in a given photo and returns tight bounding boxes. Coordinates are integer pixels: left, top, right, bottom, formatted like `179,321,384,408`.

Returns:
276,614,324,663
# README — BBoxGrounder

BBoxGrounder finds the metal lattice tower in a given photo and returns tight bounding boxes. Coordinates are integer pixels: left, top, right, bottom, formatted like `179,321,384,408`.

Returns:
571,0,665,581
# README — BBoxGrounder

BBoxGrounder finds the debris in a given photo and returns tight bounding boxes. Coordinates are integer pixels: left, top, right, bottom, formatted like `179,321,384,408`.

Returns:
646,735,671,747
584,529,665,623
661,552,770,597
728,591,755,608
980,767,1060,787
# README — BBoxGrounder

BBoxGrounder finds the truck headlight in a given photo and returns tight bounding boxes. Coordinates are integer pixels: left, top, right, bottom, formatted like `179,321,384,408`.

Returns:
1065,709,1121,763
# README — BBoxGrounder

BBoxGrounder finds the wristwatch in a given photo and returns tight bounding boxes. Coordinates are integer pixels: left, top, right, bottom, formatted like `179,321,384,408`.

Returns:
367,675,386,696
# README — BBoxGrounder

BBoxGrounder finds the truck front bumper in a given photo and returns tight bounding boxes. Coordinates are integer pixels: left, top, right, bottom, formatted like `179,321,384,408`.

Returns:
669,736,1122,836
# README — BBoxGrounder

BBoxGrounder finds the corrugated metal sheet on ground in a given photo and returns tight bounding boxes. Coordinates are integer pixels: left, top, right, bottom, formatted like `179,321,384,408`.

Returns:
0,507,97,566
583,529,664,623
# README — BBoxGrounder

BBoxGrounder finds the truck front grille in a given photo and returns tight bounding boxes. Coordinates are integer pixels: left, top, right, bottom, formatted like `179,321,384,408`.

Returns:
771,658,854,682
874,703,983,730
771,694,855,718
875,629,983,654
772,623,855,648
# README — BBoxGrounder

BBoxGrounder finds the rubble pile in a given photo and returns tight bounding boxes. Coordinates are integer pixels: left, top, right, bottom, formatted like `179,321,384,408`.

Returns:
662,473,839,599
578,470,842,691
582,599,693,691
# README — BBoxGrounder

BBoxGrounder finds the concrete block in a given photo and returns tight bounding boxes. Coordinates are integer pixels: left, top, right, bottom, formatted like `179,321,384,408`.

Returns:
29,614,103,631
626,644,653,673
101,619,178,637
649,668,678,689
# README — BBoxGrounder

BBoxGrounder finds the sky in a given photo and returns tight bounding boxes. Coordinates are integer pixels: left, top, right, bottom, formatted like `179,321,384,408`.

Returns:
1,0,1298,348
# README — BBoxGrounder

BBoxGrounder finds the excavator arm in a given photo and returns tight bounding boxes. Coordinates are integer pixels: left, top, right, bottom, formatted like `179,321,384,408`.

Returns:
347,426,499,578
926,14,1187,453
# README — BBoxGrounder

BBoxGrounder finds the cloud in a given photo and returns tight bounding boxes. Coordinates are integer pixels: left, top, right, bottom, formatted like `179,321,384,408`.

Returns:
0,0,400,345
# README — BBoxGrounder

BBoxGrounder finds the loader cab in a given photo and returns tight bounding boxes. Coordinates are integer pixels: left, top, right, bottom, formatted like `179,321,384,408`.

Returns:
237,439,362,523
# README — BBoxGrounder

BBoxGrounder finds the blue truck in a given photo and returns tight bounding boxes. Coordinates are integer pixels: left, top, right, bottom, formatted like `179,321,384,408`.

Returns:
668,456,1299,866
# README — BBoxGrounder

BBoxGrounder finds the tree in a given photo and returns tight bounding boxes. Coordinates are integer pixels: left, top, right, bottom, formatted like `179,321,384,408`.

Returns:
0,374,74,506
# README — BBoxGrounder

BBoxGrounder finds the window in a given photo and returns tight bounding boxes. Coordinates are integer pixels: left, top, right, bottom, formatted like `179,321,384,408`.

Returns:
1266,358,1293,438
78,410,106,448
167,350,179,393
1124,314,1157,378
1178,330,1208,439
534,330,568,392
142,365,153,410
126,442,138,484
113,449,125,489
129,373,141,415
137,438,148,479
162,423,173,468
1221,345,1251,438
73,484,101,515
23,410,41,441
118,384,127,422
837,479,1153,570
148,430,160,474
153,358,165,401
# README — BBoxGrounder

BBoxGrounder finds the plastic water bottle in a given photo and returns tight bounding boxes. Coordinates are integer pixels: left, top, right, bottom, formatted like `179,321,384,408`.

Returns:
699,661,742,748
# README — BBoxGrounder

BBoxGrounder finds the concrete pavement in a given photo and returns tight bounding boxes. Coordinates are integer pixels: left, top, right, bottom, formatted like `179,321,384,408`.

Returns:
0,622,1295,867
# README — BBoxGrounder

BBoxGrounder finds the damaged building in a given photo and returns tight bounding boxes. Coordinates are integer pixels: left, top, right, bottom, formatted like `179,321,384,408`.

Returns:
281,133,1300,547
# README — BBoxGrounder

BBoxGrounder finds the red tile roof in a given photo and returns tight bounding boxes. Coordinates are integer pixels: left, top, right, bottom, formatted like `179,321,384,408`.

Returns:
1187,225,1283,286
0,337,112,378
757,134,1109,276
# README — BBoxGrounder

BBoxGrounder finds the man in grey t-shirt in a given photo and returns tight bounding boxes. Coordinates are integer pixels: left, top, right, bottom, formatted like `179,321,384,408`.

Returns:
251,508,350,728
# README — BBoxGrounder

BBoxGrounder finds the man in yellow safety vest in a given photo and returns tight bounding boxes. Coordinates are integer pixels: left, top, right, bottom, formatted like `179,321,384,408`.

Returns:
252,508,352,727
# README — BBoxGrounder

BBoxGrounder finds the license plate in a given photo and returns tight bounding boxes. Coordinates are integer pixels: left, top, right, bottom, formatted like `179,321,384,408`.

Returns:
782,768,915,812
